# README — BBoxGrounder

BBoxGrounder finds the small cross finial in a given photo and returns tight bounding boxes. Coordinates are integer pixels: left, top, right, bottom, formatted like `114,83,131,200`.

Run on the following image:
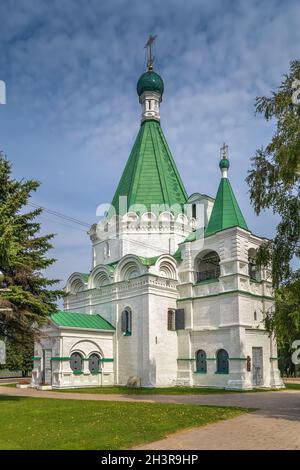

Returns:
220,142,229,160
144,34,157,71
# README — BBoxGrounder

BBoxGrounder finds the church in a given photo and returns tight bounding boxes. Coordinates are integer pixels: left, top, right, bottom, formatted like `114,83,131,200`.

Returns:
31,40,283,391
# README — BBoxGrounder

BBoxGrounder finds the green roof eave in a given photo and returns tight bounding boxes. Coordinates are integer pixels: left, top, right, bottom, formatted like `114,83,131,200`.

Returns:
50,311,115,331
172,248,182,262
139,256,159,266
204,225,251,238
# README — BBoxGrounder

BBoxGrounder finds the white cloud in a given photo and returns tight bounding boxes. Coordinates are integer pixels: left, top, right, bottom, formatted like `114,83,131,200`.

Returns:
0,0,299,285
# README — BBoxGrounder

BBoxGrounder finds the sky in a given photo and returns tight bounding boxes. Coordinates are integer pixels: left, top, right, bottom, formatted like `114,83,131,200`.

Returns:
0,0,299,288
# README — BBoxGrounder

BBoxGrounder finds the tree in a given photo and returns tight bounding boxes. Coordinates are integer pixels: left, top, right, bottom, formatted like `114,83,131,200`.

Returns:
246,61,300,353
0,154,63,344
246,60,300,288
265,280,300,377
5,336,34,377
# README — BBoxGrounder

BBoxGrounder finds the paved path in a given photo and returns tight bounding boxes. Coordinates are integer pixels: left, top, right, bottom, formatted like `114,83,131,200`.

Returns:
1,386,300,449
134,391,300,450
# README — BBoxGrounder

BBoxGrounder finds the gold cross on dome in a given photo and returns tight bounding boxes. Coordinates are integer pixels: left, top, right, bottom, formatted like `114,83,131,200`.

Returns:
144,34,157,71
220,143,229,159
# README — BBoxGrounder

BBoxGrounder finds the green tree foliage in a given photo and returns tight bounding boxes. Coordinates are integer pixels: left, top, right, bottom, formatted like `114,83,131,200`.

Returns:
247,61,300,351
265,280,300,345
267,280,300,377
0,154,63,342
246,60,300,288
5,336,34,377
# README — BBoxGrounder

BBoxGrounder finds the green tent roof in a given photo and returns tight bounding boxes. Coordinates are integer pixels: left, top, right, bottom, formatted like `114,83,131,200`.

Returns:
205,177,248,237
51,311,115,331
110,120,188,216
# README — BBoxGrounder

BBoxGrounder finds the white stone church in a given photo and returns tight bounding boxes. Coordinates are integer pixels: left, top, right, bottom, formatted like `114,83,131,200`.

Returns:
32,50,283,391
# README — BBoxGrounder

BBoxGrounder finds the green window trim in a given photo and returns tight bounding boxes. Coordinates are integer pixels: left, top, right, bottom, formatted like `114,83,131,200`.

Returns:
177,358,195,361
123,331,132,337
32,357,41,361
249,279,262,284
195,278,219,286
91,371,102,375
73,371,84,375
177,289,274,302
193,371,207,374
50,357,70,361
229,357,247,361
270,357,278,360
100,358,114,362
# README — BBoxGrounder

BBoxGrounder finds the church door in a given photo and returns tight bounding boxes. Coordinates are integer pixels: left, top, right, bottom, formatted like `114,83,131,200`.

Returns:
252,347,263,386
42,349,52,384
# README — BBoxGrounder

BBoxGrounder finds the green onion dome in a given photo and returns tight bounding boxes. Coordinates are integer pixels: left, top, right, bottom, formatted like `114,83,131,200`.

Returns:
137,71,164,96
219,158,230,170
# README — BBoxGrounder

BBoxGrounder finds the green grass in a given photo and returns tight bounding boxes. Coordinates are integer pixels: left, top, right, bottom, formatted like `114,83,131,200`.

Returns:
2,383,282,394
1,383,19,388
52,385,278,395
55,385,240,395
285,383,300,390
0,396,248,450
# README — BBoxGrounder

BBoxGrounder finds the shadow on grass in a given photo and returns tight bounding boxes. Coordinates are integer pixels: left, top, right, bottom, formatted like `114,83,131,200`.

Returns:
0,395,23,402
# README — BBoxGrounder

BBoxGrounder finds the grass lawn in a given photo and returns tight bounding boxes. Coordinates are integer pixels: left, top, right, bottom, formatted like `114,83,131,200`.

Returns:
0,396,248,450
285,383,300,390
53,385,278,395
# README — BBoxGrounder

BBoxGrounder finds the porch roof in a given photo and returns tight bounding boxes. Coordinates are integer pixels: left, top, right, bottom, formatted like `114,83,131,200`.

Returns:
50,311,115,331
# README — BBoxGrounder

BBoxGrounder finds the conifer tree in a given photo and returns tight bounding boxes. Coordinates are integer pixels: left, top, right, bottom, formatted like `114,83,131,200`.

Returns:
0,154,62,343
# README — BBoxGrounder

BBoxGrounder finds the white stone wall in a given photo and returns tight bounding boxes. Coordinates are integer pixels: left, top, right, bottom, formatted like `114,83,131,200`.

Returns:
175,225,283,389
31,327,114,389
58,221,283,390
147,286,178,386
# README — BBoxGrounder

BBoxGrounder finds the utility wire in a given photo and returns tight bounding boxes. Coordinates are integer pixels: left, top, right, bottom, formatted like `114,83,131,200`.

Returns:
28,203,175,254
28,202,91,228
38,215,88,233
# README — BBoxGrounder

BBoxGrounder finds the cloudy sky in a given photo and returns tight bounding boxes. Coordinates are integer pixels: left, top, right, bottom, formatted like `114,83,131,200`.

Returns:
0,0,299,288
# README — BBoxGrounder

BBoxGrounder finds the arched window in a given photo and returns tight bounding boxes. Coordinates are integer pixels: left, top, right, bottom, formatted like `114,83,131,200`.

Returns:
196,250,220,283
248,248,259,281
121,308,132,335
167,309,175,331
196,350,207,373
192,203,197,219
89,354,101,374
70,352,83,373
216,349,229,374
103,241,110,258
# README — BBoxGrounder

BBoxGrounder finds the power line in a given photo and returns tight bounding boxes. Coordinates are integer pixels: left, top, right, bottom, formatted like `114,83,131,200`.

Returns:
28,202,91,228
38,215,88,233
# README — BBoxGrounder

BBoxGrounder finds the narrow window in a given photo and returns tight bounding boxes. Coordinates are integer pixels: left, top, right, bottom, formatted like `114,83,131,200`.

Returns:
175,308,185,330
248,248,259,281
167,309,175,331
216,349,229,374
121,308,132,335
70,352,83,373
103,241,110,258
192,203,197,219
196,350,207,373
